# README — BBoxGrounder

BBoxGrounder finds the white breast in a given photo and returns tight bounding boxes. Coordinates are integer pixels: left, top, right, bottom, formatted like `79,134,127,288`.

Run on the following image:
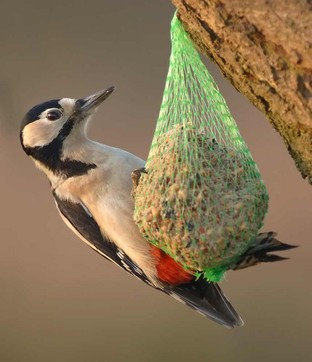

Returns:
54,141,159,285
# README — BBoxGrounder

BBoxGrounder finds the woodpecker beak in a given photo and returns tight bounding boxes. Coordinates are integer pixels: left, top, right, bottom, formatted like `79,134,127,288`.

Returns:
78,86,115,114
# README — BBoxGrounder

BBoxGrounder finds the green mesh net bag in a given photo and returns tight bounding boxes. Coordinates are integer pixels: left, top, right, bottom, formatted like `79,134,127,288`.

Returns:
133,14,269,281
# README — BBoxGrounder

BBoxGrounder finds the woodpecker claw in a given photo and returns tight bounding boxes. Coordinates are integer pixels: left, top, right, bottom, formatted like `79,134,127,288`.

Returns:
131,167,147,198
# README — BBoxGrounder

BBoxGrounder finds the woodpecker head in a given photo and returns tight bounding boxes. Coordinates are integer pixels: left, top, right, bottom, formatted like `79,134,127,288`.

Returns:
20,86,115,178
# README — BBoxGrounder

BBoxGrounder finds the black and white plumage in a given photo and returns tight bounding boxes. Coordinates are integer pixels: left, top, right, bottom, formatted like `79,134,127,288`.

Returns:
20,87,295,328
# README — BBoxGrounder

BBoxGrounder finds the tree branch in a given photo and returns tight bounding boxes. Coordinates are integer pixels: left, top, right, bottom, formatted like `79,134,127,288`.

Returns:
172,0,312,184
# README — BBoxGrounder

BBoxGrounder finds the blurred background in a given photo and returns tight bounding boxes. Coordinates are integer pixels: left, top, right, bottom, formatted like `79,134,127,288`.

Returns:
0,1,311,361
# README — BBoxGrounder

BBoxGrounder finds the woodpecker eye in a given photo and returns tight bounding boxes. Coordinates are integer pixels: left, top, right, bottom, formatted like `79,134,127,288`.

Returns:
46,110,62,121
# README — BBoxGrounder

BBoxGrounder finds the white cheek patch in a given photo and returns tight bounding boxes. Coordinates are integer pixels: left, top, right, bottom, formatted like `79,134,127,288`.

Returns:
22,118,66,148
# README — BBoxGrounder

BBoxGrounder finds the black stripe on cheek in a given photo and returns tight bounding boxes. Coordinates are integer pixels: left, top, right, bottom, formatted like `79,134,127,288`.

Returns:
23,119,97,177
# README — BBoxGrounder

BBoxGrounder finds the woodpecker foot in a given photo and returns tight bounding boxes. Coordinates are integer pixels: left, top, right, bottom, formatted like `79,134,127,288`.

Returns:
131,167,147,198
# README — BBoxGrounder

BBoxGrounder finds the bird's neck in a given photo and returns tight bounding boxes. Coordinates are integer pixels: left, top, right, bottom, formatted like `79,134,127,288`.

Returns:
31,136,97,186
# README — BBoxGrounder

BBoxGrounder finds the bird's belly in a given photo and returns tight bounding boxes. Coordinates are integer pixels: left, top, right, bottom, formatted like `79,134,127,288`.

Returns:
84,190,159,284
55,159,158,283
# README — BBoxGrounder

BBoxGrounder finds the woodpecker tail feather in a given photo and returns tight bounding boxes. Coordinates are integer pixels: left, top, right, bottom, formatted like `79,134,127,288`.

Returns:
165,278,244,328
232,232,297,271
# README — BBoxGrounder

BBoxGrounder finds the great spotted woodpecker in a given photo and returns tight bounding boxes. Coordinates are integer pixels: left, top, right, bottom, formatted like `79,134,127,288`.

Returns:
20,87,295,327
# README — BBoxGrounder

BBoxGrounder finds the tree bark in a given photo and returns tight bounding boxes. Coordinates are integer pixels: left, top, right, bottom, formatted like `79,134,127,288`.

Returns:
172,0,312,184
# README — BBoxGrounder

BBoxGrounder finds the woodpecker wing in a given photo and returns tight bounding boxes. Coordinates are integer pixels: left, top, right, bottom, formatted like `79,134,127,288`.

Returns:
53,193,242,327
53,192,151,284
165,278,243,328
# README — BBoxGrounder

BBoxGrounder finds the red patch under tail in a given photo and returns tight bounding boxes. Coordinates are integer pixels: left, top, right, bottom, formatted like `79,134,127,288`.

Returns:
151,245,194,285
